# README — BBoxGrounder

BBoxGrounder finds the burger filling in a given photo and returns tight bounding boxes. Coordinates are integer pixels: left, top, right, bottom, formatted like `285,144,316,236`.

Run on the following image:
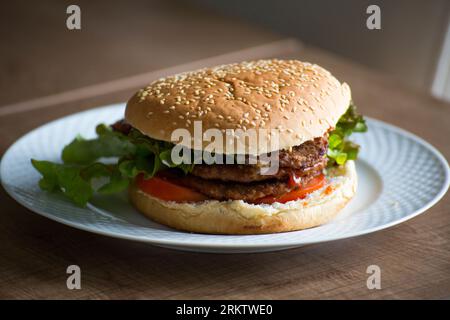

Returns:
116,130,329,203
31,104,366,206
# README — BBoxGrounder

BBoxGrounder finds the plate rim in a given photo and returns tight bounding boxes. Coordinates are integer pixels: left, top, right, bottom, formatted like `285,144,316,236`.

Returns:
1,103,449,250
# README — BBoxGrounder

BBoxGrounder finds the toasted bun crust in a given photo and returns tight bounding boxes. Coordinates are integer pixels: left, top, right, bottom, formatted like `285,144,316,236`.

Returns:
129,161,357,235
125,59,351,155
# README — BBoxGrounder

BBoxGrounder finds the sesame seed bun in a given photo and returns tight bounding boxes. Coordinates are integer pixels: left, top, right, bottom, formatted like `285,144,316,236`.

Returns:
125,59,351,155
129,161,357,235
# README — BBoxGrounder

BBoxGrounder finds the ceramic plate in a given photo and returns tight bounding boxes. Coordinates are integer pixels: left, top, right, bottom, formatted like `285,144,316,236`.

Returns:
1,104,449,253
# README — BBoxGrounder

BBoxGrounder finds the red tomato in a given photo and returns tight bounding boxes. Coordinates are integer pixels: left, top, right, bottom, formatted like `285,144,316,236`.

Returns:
136,174,208,202
254,174,326,204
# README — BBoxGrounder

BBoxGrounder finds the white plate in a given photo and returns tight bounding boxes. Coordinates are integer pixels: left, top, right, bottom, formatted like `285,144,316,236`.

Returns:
1,104,449,253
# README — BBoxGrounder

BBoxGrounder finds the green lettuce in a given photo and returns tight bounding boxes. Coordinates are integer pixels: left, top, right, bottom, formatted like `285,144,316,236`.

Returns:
31,124,192,206
327,102,367,166
31,160,129,206
61,124,136,164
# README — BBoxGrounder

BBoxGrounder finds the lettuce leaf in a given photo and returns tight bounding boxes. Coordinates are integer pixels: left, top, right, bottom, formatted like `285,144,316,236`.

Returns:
31,160,129,206
32,123,193,206
62,124,136,164
327,102,367,166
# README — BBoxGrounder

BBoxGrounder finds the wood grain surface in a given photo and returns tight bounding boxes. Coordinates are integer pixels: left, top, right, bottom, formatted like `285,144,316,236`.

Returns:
1,37,449,298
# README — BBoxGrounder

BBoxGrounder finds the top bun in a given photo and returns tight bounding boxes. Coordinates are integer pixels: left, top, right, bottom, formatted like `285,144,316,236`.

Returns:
125,59,351,155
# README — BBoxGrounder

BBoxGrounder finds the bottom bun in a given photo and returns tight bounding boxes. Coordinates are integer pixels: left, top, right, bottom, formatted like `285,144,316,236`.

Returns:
129,161,357,235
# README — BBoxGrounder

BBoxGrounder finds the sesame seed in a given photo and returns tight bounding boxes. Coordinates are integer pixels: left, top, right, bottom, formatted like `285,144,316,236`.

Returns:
135,60,333,125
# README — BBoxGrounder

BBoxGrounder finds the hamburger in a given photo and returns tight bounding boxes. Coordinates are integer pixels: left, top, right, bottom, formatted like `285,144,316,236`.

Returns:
32,59,367,234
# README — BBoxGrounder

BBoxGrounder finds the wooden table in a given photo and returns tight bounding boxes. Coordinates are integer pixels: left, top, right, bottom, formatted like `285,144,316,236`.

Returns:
1,38,449,299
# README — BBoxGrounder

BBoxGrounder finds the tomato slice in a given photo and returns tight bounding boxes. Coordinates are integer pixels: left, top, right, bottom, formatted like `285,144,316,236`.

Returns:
136,174,208,202
136,172,325,204
254,174,326,204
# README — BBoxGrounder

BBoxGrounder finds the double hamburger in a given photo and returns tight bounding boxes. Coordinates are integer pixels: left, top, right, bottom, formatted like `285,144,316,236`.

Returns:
33,59,367,234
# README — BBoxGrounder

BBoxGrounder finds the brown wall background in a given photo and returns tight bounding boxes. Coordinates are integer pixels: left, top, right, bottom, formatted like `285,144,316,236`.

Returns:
1,0,449,106
191,0,450,91
0,0,280,105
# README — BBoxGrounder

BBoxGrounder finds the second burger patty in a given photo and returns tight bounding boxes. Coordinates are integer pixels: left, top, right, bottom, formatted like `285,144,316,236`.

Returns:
112,120,328,202
177,169,323,202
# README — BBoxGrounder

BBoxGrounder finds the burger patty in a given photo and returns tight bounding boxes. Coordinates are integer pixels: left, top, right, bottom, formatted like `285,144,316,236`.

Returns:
190,161,326,183
278,137,328,169
176,171,322,202
190,137,328,182
111,119,132,135
180,137,327,200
